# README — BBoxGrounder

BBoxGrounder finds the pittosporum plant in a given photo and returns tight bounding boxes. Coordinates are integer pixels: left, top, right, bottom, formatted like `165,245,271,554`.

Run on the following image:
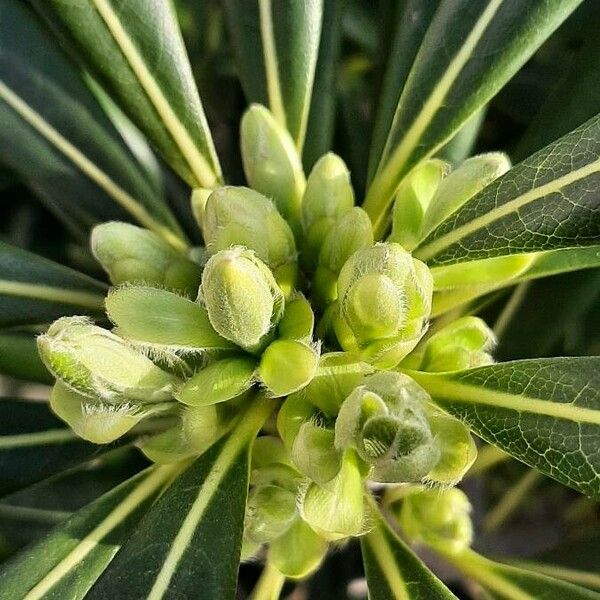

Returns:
0,1,599,599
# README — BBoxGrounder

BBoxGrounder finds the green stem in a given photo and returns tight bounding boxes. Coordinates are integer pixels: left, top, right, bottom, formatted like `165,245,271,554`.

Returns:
249,561,286,600
467,445,510,477
504,560,600,591
0,280,106,311
436,547,533,600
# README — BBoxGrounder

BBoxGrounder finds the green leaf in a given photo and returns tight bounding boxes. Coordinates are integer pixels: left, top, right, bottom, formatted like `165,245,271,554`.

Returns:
0,399,127,497
34,0,222,189
363,0,584,235
0,466,173,600
87,397,275,600
415,114,600,266
440,548,600,600
0,0,184,248
367,0,440,185
408,358,600,498
0,330,52,384
361,512,458,600
223,0,323,152
0,241,106,327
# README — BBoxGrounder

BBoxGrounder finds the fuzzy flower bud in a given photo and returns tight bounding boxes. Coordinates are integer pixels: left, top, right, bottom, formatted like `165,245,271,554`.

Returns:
398,487,473,554
202,186,298,294
91,222,200,296
335,372,440,483
335,243,433,367
199,248,284,353
240,104,306,234
37,316,176,403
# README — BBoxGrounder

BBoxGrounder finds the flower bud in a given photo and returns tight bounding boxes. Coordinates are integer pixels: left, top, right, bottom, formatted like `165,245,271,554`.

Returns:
190,188,212,230
38,317,176,403
335,243,433,367
335,372,439,483
199,248,284,353
299,450,365,540
415,317,495,372
50,382,148,444
389,159,450,250
302,153,355,265
277,294,314,343
245,484,298,544
202,186,298,294
313,207,374,307
240,104,306,234
398,487,473,554
291,420,341,483
258,339,319,397
277,393,316,451
421,153,511,237
91,222,201,296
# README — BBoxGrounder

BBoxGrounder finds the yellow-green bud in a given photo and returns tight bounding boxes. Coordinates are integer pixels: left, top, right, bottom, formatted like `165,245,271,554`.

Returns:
389,159,450,250
313,207,374,307
299,450,365,541
335,243,433,367
398,487,473,554
38,317,176,403
199,248,284,352
291,420,341,483
240,104,306,234
202,186,298,293
277,294,314,343
335,372,440,483
277,392,316,451
91,222,200,296
245,484,298,544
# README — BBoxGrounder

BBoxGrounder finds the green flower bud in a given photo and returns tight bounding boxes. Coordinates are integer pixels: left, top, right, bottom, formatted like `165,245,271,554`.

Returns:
421,153,511,238
251,436,293,472
277,294,314,342
426,411,477,485
38,317,177,403
335,243,433,367
335,372,440,483
269,518,328,579
389,159,450,250
398,487,473,554
277,393,316,451
176,356,257,406
202,186,298,294
50,382,150,444
91,222,201,296
302,153,355,266
190,188,212,230
291,420,341,483
200,248,284,352
299,450,365,541
415,317,496,372
258,339,319,397
245,484,298,544
240,104,306,234
313,207,374,307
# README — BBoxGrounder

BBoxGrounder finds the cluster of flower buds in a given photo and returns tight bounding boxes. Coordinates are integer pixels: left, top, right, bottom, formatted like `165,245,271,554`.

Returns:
38,102,504,571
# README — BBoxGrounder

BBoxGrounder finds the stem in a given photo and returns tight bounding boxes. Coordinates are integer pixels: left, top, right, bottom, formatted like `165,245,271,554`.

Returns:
483,469,540,533
493,282,531,339
504,560,600,591
249,562,286,600
0,281,106,311
436,547,533,600
467,445,510,477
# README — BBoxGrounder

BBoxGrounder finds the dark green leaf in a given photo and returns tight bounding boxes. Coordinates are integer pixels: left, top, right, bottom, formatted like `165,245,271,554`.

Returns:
35,0,222,189
416,114,600,266
87,397,274,600
0,330,52,384
223,0,323,152
0,0,183,246
0,399,125,497
0,466,172,599
0,241,106,327
364,0,584,234
409,358,600,498
361,513,458,600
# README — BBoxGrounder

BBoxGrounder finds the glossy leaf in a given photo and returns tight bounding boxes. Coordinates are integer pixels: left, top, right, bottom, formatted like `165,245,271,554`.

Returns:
0,0,183,247
416,115,600,266
0,399,127,497
0,466,173,599
0,241,106,328
0,330,52,384
364,0,584,234
223,0,323,152
87,397,275,600
409,358,600,498
35,0,222,189
361,513,458,600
